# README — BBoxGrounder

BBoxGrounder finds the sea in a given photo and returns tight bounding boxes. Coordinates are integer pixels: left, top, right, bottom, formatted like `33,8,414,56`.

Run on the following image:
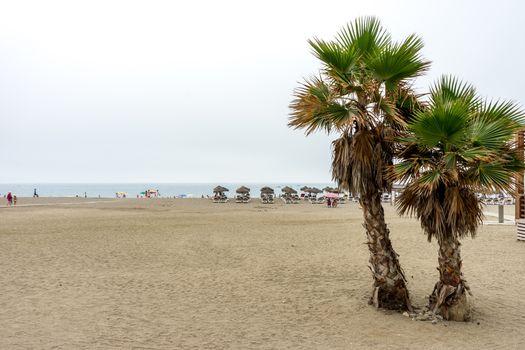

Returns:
0,183,336,198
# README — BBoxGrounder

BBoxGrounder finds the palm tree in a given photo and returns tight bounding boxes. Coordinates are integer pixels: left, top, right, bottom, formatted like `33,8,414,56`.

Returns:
289,17,430,310
394,76,525,320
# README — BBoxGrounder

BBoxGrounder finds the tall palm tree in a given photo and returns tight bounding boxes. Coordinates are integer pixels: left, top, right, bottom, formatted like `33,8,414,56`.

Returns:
289,17,430,310
394,76,525,320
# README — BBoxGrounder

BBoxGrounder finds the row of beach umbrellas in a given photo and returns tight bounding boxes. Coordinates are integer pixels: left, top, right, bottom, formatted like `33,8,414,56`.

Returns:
213,185,273,194
213,186,340,195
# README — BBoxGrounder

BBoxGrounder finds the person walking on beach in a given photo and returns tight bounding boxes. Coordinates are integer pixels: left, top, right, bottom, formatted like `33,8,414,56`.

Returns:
6,192,13,206
13,195,17,206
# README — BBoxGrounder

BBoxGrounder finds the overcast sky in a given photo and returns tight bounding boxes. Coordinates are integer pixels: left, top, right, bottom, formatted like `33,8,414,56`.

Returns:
1,0,523,183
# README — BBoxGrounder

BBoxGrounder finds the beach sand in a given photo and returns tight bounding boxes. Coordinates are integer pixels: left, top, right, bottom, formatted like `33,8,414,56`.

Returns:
0,198,524,349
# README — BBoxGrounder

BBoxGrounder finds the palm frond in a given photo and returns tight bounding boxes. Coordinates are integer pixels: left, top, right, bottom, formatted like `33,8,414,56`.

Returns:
430,75,477,106
289,77,358,135
336,16,390,54
411,100,470,149
308,38,359,85
368,34,431,91
331,134,353,191
476,99,525,128
468,117,515,149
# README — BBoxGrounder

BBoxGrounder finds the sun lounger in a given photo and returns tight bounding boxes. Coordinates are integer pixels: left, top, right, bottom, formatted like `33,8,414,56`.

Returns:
261,193,274,204
282,196,292,204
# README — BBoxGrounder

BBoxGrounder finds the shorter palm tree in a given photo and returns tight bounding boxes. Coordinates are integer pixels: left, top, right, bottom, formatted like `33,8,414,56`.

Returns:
393,76,525,321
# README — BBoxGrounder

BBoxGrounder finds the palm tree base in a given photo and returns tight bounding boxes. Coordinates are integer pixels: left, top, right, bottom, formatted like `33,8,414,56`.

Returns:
362,192,412,311
370,283,412,311
429,281,471,321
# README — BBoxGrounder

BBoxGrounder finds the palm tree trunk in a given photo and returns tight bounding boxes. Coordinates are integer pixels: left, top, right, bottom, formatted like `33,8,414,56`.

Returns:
429,236,471,321
361,191,411,311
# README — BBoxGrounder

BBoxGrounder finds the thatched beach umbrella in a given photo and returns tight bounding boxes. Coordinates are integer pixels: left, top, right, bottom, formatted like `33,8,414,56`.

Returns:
236,186,250,194
300,186,310,191
213,186,229,193
310,187,322,194
282,186,297,194
260,186,274,194
323,186,340,193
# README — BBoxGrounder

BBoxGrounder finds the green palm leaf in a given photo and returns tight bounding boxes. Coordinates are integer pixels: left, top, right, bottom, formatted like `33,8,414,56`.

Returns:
411,101,470,149
368,34,431,91
336,16,390,54
476,99,525,127
468,117,515,149
308,38,359,85
430,75,477,106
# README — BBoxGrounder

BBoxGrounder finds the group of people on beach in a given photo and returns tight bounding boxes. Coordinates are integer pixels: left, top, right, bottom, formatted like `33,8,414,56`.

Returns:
4,192,17,206
326,197,338,208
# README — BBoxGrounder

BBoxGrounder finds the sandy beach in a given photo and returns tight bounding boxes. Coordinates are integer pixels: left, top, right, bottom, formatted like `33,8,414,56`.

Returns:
1,197,524,349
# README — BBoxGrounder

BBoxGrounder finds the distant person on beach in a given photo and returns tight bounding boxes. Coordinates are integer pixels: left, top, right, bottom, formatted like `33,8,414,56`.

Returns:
33,188,39,197
6,192,13,206
84,192,87,198
13,195,17,206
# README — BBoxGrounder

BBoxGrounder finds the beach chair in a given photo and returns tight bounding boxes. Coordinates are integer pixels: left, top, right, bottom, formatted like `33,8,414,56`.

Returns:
268,194,274,204
282,195,292,204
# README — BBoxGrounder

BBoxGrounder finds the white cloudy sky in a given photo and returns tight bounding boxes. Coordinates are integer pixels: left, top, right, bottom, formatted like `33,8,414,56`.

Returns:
0,0,523,183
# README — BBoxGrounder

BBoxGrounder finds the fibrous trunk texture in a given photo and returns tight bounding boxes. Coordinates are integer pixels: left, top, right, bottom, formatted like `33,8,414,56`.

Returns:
361,191,411,311
429,236,471,321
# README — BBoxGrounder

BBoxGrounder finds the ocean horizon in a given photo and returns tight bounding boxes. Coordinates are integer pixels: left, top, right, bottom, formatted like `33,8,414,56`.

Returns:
0,182,337,198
